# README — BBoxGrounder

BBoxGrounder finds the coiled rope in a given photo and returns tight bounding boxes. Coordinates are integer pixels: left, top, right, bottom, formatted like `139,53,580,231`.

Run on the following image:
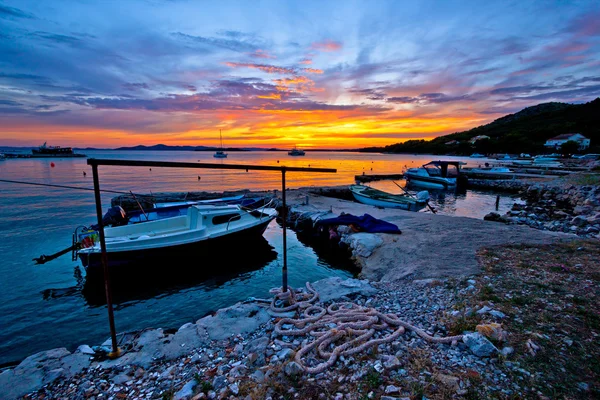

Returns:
271,284,463,374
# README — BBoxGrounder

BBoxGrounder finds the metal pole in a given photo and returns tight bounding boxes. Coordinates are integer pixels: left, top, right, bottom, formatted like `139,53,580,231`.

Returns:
91,164,121,359
281,168,288,293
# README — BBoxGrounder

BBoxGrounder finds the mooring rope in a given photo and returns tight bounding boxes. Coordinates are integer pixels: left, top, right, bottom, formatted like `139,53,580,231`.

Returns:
271,284,463,374
269,282,319,312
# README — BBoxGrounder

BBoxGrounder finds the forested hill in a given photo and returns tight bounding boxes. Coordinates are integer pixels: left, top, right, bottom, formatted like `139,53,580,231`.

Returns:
362,98,600,154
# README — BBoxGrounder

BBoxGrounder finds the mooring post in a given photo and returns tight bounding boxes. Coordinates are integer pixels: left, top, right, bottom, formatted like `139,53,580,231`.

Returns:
90,163,121,359
495,194,500,210
281,168,288,293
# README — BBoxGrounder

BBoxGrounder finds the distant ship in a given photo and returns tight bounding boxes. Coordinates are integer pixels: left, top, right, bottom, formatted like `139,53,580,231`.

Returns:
288,146,305,156
30,142,87,158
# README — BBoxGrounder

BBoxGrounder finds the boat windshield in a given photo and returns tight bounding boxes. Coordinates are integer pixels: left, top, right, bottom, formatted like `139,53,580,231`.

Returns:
424,164,442,176
423,162,459,178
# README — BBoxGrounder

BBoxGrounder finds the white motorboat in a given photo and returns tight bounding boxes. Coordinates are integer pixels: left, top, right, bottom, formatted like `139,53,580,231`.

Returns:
468,166,513,173
404,161,464,190
75,204,278,271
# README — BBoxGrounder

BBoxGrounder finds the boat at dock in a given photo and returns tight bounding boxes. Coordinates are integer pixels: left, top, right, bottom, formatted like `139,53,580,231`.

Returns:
467,166,513,174
349,184,428,211
74,203,278,272
404,161,466,190
30,142,87,158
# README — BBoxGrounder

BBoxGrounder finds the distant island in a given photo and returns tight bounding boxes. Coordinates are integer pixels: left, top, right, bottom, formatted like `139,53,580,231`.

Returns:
360,98,600,155
111,144,357,152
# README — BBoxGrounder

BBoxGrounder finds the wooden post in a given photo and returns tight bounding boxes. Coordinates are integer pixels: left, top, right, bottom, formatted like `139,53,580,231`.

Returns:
90,164,121,359
281,168,288,293
495,195,500,210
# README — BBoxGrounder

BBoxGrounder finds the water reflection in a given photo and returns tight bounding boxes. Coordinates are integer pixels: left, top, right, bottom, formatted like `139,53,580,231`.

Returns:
43,237,278,307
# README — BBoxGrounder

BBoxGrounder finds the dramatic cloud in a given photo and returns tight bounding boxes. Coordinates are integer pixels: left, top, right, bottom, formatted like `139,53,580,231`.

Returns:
0,4,35,19
172,32,262,52
224,62,296,74
0,0,599,148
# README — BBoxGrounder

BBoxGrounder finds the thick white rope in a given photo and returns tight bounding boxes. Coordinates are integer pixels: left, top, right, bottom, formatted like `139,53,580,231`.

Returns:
271,284,463,374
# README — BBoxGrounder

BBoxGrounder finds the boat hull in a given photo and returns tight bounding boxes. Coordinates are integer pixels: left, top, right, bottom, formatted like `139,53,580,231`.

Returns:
79,217,274,273
350,190,421,211
404,173,456,189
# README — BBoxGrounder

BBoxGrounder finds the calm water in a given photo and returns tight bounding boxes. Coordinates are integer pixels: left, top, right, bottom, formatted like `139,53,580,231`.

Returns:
0,150,517,365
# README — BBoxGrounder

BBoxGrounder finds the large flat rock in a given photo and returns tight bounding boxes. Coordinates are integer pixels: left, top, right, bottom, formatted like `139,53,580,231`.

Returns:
286,187,572,281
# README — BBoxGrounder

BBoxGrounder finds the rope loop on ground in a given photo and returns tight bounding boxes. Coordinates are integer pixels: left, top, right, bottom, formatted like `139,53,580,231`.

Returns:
272,282,464,374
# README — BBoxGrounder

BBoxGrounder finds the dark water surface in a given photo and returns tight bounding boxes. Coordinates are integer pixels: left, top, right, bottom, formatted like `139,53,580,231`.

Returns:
0,150,517,365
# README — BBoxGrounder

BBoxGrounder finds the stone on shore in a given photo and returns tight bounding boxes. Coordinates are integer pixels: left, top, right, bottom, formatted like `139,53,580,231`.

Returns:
196,303,270,340
340,232,383,257
462,332,499,357
311,277,377,302
0,348,91,399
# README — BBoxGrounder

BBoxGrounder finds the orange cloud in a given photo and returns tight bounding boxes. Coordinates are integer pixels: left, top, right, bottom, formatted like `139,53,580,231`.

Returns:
257,93,281,99
299,58,312,64
302,68,323,74
310,40,342,52
272,75,324,93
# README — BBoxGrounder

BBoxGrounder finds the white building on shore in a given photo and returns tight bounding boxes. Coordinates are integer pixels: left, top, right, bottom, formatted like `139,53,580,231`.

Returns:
544,133,590,150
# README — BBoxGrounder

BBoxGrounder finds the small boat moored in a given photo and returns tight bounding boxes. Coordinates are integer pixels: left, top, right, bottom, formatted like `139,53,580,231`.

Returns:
74,203,278,272
404,161,466,190
349,184,429,211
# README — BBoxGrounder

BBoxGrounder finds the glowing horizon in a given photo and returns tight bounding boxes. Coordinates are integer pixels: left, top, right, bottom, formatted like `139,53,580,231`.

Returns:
1,0,599,149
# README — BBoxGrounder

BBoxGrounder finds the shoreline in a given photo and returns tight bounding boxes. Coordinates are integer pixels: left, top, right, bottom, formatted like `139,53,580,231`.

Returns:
1,175,598,399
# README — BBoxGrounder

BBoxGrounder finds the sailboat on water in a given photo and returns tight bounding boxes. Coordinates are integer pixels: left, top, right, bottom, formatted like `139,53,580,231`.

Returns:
213,129,228,158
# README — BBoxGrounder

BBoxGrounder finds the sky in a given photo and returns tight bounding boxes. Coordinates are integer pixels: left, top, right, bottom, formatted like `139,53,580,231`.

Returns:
0,0,599,149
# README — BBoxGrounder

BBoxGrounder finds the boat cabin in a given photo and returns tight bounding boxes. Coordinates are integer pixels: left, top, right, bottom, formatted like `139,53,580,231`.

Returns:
422,161,462,178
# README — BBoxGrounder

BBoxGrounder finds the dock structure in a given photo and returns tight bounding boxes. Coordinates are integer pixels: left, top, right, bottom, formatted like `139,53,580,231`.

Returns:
354,173,405,183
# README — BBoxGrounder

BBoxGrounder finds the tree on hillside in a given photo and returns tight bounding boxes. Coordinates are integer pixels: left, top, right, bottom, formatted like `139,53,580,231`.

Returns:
560,140,580,156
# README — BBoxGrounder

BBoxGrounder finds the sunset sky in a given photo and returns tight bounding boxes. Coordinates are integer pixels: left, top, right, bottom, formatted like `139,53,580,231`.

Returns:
0,0,599,149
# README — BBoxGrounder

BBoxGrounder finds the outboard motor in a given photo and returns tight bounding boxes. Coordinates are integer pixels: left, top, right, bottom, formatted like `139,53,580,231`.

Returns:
456,174,469,193
91,206,128,230
416,190,430,201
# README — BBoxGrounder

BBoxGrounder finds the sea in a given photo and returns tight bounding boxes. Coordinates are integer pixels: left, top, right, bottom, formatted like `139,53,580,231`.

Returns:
0,150,518,366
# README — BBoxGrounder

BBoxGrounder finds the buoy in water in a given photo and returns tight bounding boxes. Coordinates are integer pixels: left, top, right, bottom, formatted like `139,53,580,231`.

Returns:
198,176,201,180
50,162,55,167
83,171,86,176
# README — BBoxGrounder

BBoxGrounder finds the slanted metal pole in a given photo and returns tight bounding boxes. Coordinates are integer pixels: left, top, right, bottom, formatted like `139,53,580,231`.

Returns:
90,164,121,359
281,168,288,293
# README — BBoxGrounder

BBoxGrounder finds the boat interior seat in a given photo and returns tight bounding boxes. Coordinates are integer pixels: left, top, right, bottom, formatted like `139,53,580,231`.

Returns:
187,206,202,229
105,215,189,238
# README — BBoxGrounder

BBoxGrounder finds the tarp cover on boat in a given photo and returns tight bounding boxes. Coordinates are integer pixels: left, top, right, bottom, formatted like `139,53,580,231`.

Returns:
315,213,401,234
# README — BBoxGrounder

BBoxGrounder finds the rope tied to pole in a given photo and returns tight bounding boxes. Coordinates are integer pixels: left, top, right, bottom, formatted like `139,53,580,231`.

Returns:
269,282,319,312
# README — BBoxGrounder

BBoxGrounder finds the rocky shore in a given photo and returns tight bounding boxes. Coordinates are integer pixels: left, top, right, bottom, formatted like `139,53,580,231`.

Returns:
483,173,600,237
4,237,598,400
